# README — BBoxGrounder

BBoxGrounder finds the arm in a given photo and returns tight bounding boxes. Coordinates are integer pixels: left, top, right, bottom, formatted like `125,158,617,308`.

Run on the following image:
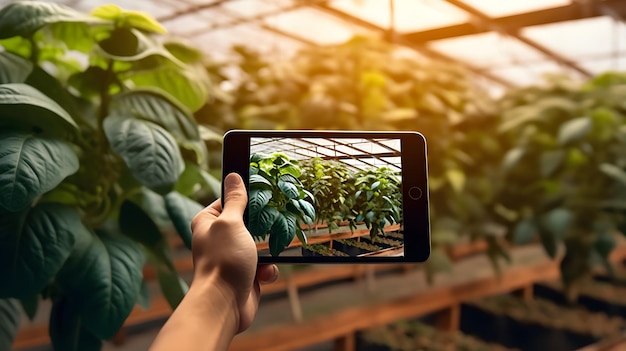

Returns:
150,173,278,351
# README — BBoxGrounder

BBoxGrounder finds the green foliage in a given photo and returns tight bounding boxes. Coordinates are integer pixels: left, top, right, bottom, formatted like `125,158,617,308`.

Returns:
249,153,314,256
496,73,626,290
0,299,19,351
350,167,402,239
299,158,354,232
202,37,502,276
0,1,218,348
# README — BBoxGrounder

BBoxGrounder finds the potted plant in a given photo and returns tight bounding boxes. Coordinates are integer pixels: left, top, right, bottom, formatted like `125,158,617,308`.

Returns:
299,157,354,232
495,73,626,296
348,166,402,239
248,152,315,256
461,294,625,350
0,2,219,349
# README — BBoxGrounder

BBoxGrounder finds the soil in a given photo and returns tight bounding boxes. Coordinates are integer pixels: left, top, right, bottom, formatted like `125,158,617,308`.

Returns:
336,238,382,252
470,295,625,338
361,320,520,351
303,244,349,257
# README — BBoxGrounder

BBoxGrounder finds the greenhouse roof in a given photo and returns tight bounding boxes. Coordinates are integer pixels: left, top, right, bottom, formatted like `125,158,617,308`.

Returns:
5,0,625,94
250,137,402,172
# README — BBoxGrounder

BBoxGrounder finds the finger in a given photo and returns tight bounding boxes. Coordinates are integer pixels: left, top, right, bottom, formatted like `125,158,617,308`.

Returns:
257,264,279,284
221,173,248,219
190,199,221,233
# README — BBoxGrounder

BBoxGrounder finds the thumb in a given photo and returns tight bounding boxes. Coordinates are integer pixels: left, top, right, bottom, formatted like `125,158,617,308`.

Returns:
222,173,248,219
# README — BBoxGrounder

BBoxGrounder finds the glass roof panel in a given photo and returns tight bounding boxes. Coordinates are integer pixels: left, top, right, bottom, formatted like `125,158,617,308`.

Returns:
428,31,549,69
488,61,581,87
458,0,572,17
329,0,469,33
220,0,289,18
263,7,373,45
163,8,237,35
578,56,626,75
522,16,626,59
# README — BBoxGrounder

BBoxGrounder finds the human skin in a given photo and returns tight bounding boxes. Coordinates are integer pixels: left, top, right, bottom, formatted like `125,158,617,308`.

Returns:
149,173,279,351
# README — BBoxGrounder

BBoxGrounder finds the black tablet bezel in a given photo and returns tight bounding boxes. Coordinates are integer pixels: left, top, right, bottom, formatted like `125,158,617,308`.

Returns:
222,130,430,263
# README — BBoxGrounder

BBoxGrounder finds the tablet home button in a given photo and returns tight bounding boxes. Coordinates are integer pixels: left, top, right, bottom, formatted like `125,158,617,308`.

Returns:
408,186,422,200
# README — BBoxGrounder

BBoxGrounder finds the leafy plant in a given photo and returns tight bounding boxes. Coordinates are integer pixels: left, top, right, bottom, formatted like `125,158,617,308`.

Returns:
203,37,502,277
299,157,354,232
249,152,315,256
349,166,402,239
496,73,626,294
0,2,219,349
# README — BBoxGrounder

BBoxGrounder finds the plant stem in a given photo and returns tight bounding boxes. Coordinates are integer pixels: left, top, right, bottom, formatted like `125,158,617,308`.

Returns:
29,37,39,64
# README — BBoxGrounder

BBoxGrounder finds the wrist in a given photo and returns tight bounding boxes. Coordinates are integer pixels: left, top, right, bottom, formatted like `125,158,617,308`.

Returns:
188,270,241,335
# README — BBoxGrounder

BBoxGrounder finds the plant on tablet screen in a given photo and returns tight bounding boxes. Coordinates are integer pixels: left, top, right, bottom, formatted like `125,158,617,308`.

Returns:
249,153,315,256
299,157,353,232
349,167,402,239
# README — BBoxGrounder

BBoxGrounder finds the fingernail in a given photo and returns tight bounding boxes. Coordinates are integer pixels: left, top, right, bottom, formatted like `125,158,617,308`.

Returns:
225,173,241,188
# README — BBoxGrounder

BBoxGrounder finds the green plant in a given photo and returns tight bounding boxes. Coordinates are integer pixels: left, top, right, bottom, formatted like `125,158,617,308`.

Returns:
349,166,402,239
0,2,219,349
335,238,382,252
205,37,502,278
496,73,626,294
299,157,354,232
249,152,315,256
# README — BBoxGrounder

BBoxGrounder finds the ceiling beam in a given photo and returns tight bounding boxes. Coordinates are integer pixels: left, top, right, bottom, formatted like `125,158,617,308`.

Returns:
312,2,513,88
404,0,626,44
443,0,592,77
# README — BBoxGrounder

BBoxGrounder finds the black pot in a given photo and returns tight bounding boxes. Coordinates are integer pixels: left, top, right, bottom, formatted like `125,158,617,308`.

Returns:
332,241,370,256
460,304,598,351
534,283,626,318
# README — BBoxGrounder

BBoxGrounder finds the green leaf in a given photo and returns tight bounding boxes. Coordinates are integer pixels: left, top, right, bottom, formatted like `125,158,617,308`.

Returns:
278,179,299,199
558,116,593,145
513,218,537,244
104,116,184,194
298,199,316,222
249,174,272,189
501,148,525,174
124,65,209,112
91,4,166,33
541,207,572,240
445,169,465,193
0,1,104,39
0,52,32,84
0,132,79,212
50,296,102,351
0,299,19,351
0,83,78,138
109,89,200,142
0,203,79,297
599,163,626,186
540,150,566,178
164,191,204,250
164,41,203,64
295,229,308,246
156,266,188,309
280,164,302,178
19,294,38,321
251,205,279,238
55,230,145,339
137,281,151,310
248,189,273,236
269,212,297,257
119,199,164,249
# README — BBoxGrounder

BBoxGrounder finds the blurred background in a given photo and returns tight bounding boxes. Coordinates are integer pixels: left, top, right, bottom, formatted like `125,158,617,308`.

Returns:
5,0,626,350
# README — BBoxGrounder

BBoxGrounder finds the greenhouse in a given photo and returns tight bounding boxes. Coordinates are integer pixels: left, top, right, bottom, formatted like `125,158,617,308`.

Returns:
3,0,626,351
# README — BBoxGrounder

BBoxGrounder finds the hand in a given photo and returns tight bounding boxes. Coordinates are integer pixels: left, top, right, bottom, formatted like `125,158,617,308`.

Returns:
190,172,279,333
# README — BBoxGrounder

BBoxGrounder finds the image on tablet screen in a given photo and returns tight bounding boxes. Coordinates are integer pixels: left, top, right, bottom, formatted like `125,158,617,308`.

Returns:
248,137,404,258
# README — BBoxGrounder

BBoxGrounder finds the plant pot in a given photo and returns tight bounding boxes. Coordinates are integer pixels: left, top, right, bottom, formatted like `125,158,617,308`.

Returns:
331,241,369,256
534,282,626,318
460,303,600,351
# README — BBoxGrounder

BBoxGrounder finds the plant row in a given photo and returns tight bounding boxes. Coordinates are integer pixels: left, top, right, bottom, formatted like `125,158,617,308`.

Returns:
248,152,402,256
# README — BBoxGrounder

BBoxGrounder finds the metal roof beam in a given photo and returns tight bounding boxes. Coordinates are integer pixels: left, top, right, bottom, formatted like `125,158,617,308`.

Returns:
311,2,513,88
404,0,626,44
